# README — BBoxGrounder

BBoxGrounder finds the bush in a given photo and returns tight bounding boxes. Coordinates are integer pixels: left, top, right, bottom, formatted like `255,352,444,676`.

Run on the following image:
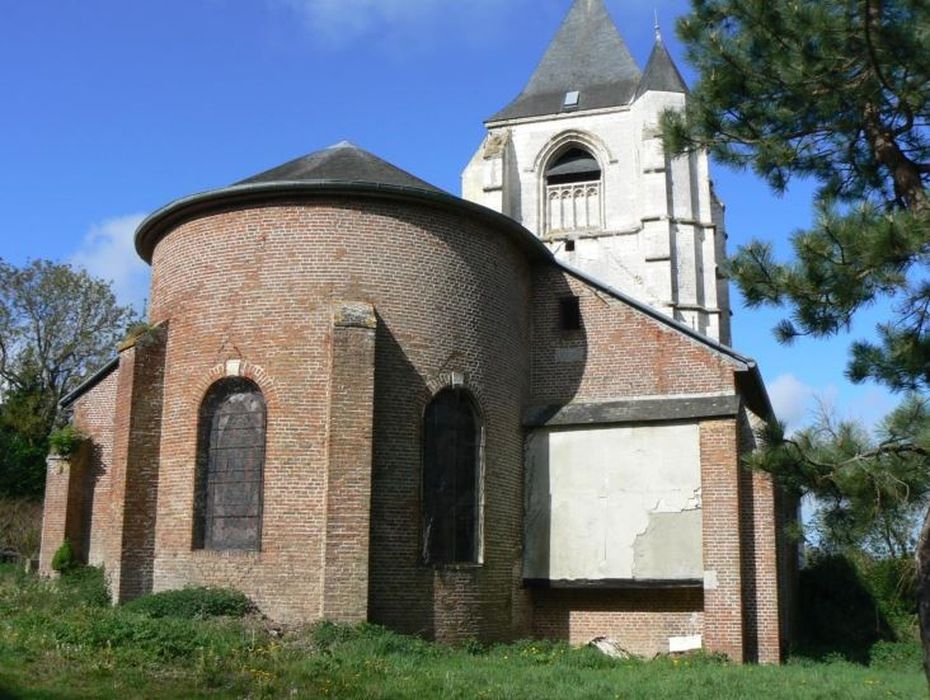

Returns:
0,497,42,561
794,553,922,663
868,640,923,671
48,425,86,457
51,539,75,573
59,565,110,607
0,429,47,500
123,586,254,619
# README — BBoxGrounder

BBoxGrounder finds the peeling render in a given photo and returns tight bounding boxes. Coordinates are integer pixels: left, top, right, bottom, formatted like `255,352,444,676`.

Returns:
524,422,702,581
632,510,703,579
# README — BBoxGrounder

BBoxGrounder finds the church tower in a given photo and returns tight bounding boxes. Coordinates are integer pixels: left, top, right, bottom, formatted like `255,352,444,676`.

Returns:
463,0,731,344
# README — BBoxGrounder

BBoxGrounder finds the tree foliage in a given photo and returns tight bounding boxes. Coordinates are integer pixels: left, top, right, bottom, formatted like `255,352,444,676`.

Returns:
751,398,930,559
0,260,137,425
663,0,930,389
663,0,930,676
0,259,137,498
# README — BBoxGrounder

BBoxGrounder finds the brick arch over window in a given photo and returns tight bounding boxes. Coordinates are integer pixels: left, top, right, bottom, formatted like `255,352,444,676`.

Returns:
422,388,483,565
193,377,267,551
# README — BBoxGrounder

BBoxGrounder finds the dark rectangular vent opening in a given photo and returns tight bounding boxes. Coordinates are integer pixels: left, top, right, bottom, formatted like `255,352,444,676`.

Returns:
559,296,581,331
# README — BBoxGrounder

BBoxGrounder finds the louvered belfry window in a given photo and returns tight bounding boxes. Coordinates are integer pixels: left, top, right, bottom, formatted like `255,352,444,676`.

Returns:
193,378,266,551
422,389,481,565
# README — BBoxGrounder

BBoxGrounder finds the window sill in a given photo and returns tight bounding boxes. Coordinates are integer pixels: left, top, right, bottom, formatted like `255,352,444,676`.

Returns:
191,548,262,560
422,562,483,572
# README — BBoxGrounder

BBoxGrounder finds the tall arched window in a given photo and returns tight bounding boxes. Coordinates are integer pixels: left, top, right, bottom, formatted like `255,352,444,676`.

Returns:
193,378,266,551
545,147,602,232
422,388,481,565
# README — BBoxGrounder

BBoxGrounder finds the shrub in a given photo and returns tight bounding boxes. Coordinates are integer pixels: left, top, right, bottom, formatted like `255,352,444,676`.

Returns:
793,552,924,663
51,539,75,573
868,640,923,671
59,565,110,607
48,426,86,457
0,497,42,561
123,586,254,619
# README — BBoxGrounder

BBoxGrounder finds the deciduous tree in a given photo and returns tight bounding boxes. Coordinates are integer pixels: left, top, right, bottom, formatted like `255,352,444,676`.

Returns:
0,259,137,497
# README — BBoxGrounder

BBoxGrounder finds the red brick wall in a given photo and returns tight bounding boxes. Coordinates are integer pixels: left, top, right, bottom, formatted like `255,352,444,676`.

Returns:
105,328,167,602
530,267,735,404
532,589,704,655
39,457,72,574
73,369,119,567
701,418,745,662
737,409,784,664
527,265,765,658
322,303,376,624
46,190,790,657
40,368,120,575
146,199,532,638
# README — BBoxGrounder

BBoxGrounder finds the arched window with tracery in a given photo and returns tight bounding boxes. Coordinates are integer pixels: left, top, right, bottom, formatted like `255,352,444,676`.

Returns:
545,146,602,233
422,388,482,565
193,378,266,551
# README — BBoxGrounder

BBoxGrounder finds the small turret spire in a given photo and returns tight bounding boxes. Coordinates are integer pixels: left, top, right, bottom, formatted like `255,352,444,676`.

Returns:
654,10,661,42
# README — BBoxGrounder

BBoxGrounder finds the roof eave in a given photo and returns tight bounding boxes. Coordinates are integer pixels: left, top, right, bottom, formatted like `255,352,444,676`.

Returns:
554,259,774,418
134,180,555,265
60,357,120,409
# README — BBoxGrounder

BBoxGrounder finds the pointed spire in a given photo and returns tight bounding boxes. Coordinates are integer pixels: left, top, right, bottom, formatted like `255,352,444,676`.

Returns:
489,0,641,122
654,9,661,42
635,29,688,98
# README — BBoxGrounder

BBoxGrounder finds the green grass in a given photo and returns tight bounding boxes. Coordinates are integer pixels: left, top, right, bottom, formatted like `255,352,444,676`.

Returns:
0,564,925,699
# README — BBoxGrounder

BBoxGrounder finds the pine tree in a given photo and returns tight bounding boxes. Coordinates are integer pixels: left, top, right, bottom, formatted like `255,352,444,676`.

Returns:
662,0,930,678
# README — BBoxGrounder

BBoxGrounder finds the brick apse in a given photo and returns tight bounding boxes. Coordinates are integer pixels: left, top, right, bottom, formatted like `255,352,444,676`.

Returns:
40,141,795,664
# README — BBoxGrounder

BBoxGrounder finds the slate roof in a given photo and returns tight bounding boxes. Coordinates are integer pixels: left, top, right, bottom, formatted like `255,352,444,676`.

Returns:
489,0,641,122
237,141,443,193
635,35,688,99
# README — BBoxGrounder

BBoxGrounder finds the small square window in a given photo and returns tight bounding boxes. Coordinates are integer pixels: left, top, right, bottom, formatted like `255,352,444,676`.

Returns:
565,239,576,252
559,296,581,331
563,90,580,108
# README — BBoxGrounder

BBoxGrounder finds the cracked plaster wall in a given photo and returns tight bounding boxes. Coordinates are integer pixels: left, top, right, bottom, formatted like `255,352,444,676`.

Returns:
524,423,702,580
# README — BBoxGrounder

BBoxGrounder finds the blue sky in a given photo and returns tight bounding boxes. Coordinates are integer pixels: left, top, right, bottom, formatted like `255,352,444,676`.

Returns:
0,0,899,431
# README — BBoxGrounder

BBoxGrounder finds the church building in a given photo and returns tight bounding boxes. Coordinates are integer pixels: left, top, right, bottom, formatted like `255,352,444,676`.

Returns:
39,0,795,663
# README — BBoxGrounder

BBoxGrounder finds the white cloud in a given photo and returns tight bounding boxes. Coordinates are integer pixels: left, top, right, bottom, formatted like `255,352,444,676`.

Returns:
69,214,150,311
768,372,899,434
769,373,818,430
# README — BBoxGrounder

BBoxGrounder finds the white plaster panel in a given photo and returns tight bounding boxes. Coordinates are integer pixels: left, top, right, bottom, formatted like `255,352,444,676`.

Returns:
524,423,703,581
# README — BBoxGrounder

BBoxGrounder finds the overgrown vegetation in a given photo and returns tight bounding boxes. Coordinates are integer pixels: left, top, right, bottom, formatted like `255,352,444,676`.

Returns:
123,586,254,620
0,565,924,699
50,539,75,574
0,497,41,563
0,258,139,501
795,553,918,663
47,425,86,457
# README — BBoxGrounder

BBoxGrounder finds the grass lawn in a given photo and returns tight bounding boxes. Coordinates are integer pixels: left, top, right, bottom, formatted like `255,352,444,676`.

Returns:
0,564,924,699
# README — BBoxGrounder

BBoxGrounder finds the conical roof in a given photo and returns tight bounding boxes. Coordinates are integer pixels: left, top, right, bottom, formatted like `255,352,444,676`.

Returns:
237,141,442,193
489,0,641,122
635,34,688,98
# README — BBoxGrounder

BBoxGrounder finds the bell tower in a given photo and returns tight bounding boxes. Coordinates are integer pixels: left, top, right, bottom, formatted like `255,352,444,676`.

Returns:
462,0,731,345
